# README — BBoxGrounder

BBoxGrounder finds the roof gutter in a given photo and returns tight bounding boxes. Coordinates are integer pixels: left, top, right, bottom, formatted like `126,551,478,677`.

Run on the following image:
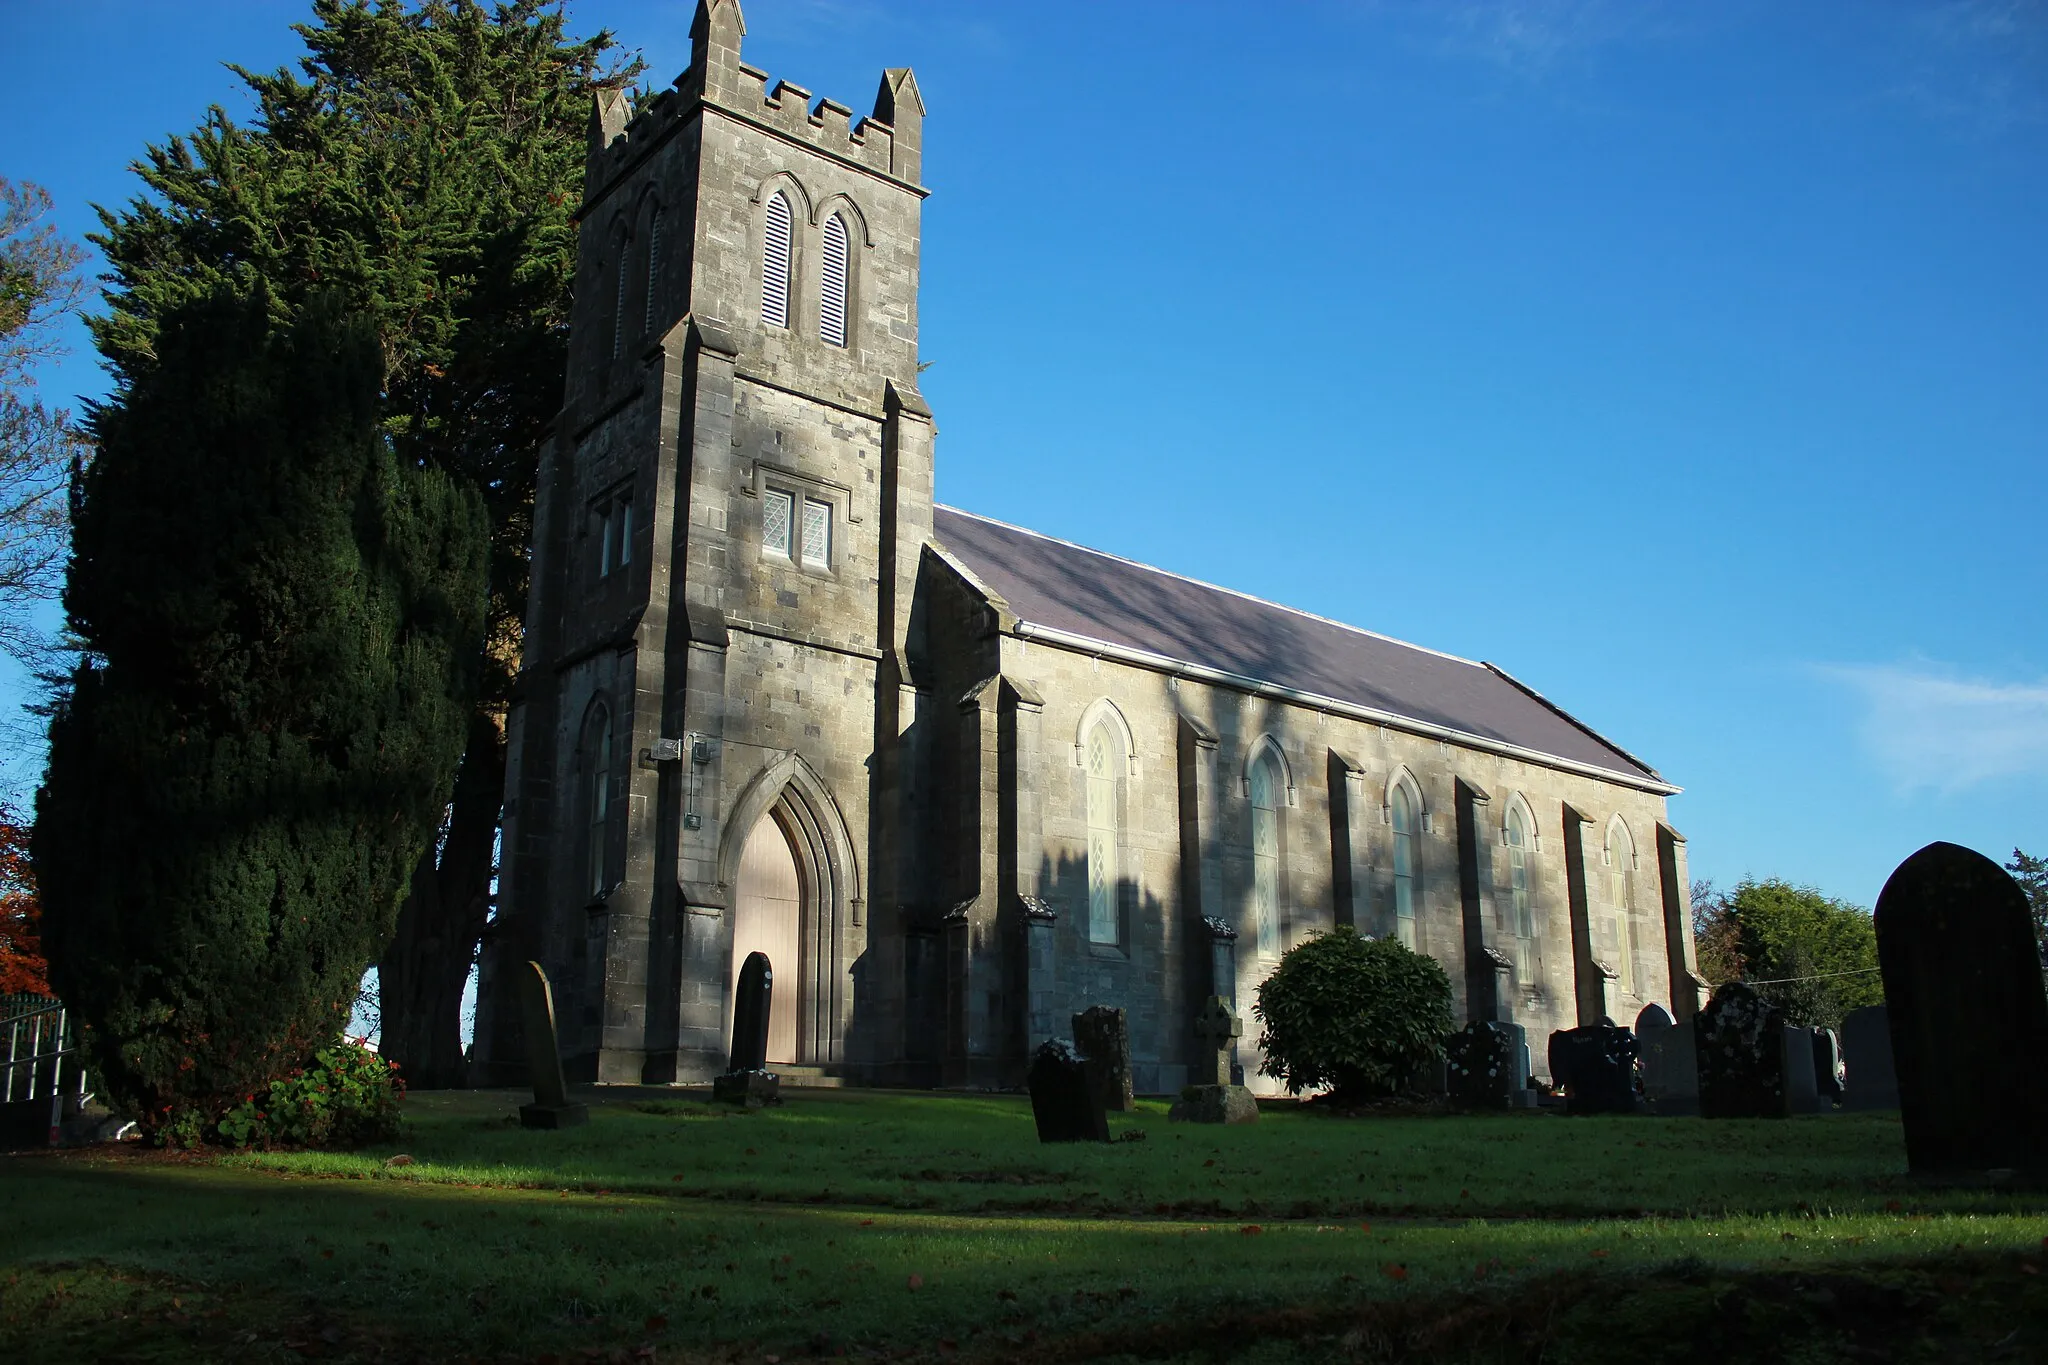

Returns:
1008,620,1681,797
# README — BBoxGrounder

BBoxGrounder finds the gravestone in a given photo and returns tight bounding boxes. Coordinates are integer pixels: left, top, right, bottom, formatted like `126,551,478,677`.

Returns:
713,952,781,1108
1027,1039,1109,1142
1840,1005,1898,1111
517,961,588,1129
1072,1005,1136,1112
1547,1022,1637,1114
1445,1021,1528,1111
1169,996,1258,1124
1874,842,2048,1174
1634,1003,1699,1116
1810,1028,1843,1105
1696,983,1788,1119
1781,1027,1826,1114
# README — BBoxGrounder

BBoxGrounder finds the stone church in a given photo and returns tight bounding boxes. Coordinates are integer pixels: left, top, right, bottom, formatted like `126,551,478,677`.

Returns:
474,0,1703,1093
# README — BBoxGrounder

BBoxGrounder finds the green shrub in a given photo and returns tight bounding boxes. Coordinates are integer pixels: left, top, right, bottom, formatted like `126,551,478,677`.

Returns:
213,1040,404,1150
1253,926,1454,1100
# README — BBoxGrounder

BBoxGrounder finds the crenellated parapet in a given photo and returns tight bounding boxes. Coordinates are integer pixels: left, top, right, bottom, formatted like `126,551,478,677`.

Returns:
582,0,924,211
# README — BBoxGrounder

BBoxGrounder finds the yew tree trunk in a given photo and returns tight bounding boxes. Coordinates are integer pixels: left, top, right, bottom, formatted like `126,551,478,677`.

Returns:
379,708,506,1090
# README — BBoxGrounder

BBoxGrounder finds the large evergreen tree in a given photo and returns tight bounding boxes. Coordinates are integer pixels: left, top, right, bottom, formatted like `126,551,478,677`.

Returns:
37,288,486,1133
89,0,637,1085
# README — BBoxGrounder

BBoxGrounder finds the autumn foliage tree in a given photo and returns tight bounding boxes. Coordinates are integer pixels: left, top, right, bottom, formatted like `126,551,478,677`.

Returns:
0,804,48,998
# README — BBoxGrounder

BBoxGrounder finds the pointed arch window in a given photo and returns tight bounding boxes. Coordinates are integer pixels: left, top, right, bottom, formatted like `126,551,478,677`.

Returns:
584,704,614,897
1506,802,1534,980
1250,751,1283,958
1606,820,1638,998
644,206,664,337
761,191,793,330
1085,721,1120,945
819,213,849,347
1390,781,1419,949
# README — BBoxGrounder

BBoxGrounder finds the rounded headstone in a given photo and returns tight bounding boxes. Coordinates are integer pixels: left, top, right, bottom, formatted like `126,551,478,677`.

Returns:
1874,842,2048,1173
1634,1003,1676,1035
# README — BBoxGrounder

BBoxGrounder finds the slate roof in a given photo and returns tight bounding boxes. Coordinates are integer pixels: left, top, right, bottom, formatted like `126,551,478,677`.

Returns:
931,505,1667,789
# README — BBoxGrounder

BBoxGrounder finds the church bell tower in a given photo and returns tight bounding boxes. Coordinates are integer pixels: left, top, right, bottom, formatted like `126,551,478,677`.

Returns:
477,0,936,1086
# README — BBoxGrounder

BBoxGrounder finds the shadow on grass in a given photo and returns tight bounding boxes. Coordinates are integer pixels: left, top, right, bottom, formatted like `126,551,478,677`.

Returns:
6,1140,2048,1362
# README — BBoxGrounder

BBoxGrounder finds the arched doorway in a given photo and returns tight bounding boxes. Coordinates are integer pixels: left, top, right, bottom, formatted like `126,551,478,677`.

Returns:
731,809,803,1065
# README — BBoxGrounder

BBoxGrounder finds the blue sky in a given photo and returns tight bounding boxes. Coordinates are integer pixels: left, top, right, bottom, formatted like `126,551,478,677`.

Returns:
2,0,2044,911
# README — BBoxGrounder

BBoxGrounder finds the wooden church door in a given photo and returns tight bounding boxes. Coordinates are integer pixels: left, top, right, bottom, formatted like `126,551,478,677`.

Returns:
731,810,803,1065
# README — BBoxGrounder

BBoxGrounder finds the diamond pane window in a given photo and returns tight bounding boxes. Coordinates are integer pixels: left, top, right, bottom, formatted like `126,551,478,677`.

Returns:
820,213,849,347
1086,724,1118,945
801,497,830,569
1251,753,1280,958
762,192,793,329
763,488,793,558
1606,823,1635,997
1391,783,1417,949
1507,804,1533,978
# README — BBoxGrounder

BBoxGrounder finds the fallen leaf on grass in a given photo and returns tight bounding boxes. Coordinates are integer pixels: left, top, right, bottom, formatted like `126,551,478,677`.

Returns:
645,1315,667,1332
1381,1264,1407,1281
1239,1225,1262,1236
1358,1223,1371,1234
1590,1250,1609,1259
907,1274,924,1291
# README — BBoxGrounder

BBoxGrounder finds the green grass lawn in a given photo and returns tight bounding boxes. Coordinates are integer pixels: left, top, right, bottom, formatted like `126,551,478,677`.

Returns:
4,1089,2045,1363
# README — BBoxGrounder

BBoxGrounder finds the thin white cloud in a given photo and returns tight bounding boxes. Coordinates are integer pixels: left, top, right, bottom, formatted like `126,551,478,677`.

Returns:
1818,661,2048,794
1884,0,2048,131
1422,0,1691,74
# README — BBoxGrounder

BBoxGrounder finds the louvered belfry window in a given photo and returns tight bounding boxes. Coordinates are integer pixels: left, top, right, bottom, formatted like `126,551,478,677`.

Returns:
610,232,629,360
644,208,663,337
819,213,849,347
762,192,793,329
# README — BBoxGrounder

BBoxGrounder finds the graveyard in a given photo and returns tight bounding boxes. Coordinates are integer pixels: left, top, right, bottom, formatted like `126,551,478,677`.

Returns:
6,1087,2048,1362
6,841,2048,1361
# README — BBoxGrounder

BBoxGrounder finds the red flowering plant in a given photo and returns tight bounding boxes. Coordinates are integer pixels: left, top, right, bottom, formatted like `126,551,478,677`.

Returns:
214,1039,404,1150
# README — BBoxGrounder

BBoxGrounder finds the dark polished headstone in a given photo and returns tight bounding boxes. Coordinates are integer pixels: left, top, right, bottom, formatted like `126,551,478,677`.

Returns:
1875,842,2048,1173
517,961,588,1130
1810,1028,1843,1104
1027,1039,1109,1143
1445,1021,1528,1111
714,953,781,1107
1840,1005,1899,1111
1073,1005,1135,1112
1547,1023,1637,1115
727,951,772,1075
1696,983,1788,1119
